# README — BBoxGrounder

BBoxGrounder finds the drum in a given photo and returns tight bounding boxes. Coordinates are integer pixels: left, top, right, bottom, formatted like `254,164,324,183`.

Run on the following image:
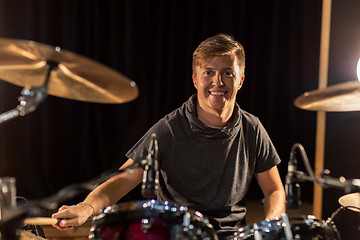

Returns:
89,200,218,240
20,230,46,239
0,230,46,239
226,215,341,240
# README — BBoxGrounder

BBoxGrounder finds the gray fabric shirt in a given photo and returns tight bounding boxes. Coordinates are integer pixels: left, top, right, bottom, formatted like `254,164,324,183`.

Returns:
126,94,281,234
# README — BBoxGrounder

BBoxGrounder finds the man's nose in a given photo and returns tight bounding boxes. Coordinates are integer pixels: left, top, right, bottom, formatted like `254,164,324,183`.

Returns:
214,73,224,86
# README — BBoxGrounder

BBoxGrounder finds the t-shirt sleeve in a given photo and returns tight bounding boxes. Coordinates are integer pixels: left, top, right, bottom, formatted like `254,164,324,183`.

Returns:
126,129,154,162
254,119,281,173
126,118,171,164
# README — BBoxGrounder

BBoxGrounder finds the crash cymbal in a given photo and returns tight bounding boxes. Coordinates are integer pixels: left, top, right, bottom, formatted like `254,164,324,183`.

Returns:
338,192,360,212
294,80,360,112
0,38,138,104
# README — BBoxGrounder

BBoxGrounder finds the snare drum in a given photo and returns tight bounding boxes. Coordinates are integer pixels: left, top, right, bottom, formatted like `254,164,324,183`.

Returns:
227,215,341,240
89,200,218,240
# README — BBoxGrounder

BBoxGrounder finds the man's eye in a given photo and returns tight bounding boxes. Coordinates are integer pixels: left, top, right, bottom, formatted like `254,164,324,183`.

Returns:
224,72,234,77
204,71,213,75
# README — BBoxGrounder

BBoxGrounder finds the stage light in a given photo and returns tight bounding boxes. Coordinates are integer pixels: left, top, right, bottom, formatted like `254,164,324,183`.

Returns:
357,57,360,81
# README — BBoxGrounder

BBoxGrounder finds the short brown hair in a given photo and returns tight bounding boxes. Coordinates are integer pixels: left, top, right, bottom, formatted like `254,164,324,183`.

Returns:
192,33,245,77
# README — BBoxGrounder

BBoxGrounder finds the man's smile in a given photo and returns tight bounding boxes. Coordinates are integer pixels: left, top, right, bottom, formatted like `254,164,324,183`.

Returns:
209,91,226,96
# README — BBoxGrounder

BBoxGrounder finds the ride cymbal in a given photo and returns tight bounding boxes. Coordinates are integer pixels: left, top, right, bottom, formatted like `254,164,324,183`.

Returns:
338,192,360,212
294,81,360,112
0,38,138,104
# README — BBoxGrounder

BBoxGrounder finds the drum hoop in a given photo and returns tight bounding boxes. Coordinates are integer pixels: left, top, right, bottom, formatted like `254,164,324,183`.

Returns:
92,200,187,224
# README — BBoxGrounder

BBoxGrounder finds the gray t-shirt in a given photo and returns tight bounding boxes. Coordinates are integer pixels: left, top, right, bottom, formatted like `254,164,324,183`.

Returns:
126,94,281,234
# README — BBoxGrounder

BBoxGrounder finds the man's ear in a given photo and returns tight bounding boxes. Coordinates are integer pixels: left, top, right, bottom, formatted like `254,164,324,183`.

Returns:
238,75,245,89
192,75,198,89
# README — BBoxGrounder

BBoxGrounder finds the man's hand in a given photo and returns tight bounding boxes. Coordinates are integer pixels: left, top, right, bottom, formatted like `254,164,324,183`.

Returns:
51,203,94,231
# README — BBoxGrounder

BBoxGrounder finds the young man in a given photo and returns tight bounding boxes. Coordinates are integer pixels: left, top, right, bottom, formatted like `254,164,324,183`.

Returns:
52,33,285,238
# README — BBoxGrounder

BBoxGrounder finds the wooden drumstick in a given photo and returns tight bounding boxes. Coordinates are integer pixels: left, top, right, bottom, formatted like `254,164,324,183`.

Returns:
24,217,60,225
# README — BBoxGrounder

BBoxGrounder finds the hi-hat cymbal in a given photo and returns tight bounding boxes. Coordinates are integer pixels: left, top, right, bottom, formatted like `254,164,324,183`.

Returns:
0,38,138,104
338,192,360,212
294,80,360,112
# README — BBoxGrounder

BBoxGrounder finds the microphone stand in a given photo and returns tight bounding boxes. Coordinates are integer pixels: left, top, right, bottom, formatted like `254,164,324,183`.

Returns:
291,170,360,194
287,144,360,223
141,133,159,199
287,143,360,193
285,144,301,210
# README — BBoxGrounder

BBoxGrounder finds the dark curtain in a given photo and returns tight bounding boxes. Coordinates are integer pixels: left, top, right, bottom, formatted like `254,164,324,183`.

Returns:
0,0,321,221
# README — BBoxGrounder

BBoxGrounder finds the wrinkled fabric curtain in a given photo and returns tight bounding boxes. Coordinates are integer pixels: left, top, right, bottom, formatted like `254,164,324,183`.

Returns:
0,0,321,204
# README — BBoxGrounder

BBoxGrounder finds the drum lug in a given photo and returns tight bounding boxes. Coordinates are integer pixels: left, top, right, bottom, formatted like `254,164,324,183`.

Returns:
182,212,196,239
141,218,153,232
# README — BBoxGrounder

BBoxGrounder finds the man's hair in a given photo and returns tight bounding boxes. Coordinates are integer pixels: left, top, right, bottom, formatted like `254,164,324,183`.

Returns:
192,33,245,77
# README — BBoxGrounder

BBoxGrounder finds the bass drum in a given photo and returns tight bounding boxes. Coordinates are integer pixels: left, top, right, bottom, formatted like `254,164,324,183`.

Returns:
89,200,218,240
226,215,341,240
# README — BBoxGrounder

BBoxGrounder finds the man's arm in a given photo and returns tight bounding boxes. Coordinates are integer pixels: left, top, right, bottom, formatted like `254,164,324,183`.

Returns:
254,165,286,220
52,158,143,230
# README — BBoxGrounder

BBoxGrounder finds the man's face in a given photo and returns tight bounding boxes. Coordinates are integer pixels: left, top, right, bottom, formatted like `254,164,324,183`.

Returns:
192,54,244,113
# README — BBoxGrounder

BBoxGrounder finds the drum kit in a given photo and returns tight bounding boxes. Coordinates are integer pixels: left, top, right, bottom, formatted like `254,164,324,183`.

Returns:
0,38,359,240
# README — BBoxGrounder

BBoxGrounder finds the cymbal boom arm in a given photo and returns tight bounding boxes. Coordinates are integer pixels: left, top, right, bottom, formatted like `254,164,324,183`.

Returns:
0,61,58,124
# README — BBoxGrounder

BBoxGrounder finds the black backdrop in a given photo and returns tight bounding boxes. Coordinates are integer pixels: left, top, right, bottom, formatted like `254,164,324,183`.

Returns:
1,0,342,234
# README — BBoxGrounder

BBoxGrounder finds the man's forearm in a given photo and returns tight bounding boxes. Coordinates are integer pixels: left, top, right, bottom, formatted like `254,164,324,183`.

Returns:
83,167,143,215
264,189,286,220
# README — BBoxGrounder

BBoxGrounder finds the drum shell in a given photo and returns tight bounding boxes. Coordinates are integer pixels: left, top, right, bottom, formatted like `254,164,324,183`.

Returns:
227,216,341,240
89,200,218,240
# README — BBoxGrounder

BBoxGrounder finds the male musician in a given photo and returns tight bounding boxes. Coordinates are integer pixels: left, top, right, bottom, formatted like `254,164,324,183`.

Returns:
52,33,285,238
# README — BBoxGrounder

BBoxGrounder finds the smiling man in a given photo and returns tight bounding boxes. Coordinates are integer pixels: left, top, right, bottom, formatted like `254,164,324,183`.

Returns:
193,54,244,127
52,34,285,239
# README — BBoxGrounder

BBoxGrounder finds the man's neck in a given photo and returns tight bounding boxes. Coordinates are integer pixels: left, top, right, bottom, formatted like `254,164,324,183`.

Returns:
196,103,234,128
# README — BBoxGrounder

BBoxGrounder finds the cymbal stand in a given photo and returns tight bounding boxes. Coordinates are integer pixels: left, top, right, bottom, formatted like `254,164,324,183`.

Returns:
326,206,346,224
0,61,58,124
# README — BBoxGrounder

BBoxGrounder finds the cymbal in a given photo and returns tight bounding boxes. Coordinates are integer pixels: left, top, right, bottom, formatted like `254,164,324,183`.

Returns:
338,192,360,212
0,38,138,104
294,80,360,112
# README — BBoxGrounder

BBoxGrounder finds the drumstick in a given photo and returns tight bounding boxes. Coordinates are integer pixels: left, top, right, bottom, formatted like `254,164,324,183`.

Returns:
24,217,60,225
